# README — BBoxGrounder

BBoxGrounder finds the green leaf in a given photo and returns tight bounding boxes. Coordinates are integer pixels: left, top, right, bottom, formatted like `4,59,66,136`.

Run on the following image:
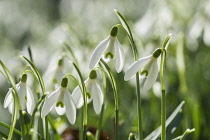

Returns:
162,34,172,49
166,110,182,140
0,121,22,136
114,9,132,39
0,131,8,139
145,101,185,140
21,55,45,95
86,131,95,140
172,128,195,140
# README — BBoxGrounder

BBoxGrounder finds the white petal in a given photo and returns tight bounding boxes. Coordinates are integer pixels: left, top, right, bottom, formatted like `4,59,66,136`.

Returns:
115,39,124,73
17,83,27,110
143,60,158,91
72,86,84,108
64,93,76,124
124,55,152,81
91,81,103,114
4,88,13,108
8,102,14,114
89,36,110,69
26,87,35,115
41,87,60,118
55,106,66,115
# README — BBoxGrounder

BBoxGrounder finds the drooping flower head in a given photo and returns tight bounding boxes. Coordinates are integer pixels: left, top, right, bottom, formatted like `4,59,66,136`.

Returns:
89,26,124,73
72,70,104,114
41,77,76,124
4,73,35,115
124,48,162,91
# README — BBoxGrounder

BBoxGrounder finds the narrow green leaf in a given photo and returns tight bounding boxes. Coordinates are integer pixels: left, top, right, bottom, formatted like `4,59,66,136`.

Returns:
145,101,185,140
27,46,34,62
162,34,172,49
0,121,22,136
21,56,45,95
172,128,195,140
114,9,132,38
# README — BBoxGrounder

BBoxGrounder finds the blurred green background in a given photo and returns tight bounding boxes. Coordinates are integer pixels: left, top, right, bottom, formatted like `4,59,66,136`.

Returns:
0,0,210,139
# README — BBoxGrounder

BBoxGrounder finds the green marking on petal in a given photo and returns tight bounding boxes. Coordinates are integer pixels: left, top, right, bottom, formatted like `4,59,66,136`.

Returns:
140,70,149,77
25,96,28,102
86,92,91,99
58,58,63,66
56,101,64,108
105,52,114,59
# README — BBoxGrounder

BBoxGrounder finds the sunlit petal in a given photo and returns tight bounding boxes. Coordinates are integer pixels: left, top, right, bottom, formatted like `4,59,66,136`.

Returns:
143,60,158,91
18,83,27,110
4,88,13,108
91,82,103,114
89,36,110,69
115,39,124,73
64,92,76,124
72,86,84,108
41,87,60,118
26,87,35,115
124,55,152,81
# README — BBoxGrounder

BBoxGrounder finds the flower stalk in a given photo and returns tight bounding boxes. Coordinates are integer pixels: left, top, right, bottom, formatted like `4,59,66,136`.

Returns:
114,9,143,140
160,34,172,140
99,59,119,140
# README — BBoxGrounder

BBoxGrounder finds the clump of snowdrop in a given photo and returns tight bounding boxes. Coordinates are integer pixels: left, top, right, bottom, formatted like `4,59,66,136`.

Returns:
72,70,104,114
41,77,76,124
124,48,162,91
4,73,35,115
89,26,124,73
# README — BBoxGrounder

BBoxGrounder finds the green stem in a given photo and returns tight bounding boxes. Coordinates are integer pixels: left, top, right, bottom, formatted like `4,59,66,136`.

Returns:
45,117,49,140
0,121,22,136
0,61,22,140
114,10,143,139
71,62,87,140
160,34,172,140
95,72,106,140
160,50,166,140
100,59,119,140
136,73,143,140
48,116,61,140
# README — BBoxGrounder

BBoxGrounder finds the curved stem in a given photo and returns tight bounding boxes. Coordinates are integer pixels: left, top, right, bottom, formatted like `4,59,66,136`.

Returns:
95,69,106,140
160,49,166,140
114,10,143,139
71,62,87,140
100,59,119,140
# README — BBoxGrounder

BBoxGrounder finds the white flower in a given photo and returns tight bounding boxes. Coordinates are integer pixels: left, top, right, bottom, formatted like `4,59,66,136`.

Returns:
4,74,35,115
89,26,124,73
124,49,162,91
41,77,76,124
72,70,103,114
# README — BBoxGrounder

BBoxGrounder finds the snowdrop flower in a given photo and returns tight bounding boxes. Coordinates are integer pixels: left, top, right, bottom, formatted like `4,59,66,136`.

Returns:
43,56,64,89
72,70,103,114
124,49,162,91
89,26,124,73
41,77,76,124
4,74,35,115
